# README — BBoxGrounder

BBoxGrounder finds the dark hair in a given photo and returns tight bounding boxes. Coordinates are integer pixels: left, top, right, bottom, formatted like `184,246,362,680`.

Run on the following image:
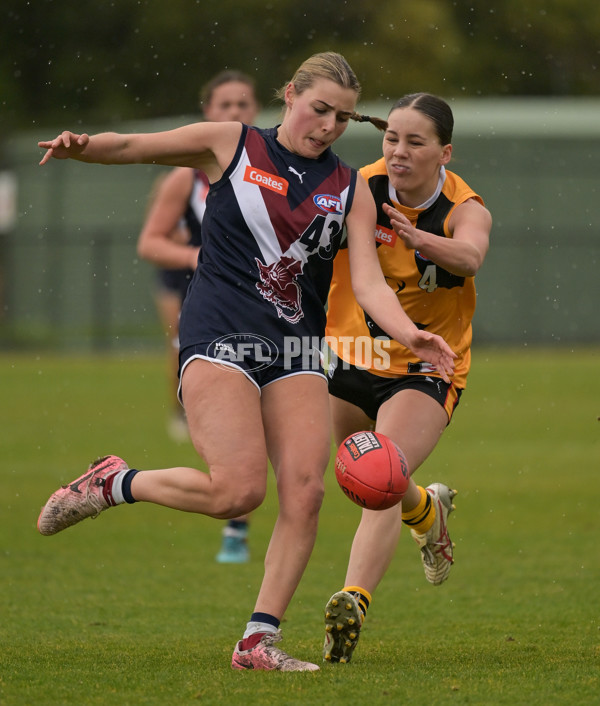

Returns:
199,70,257,110
275,52,387,132
389,93,454,145
352,112,387,132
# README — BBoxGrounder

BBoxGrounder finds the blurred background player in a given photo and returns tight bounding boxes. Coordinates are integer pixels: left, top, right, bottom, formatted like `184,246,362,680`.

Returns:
137,70,259,563
323,93,492,663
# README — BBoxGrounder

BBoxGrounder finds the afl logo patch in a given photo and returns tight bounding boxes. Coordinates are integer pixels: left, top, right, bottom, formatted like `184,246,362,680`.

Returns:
208,333,279,371
313,194,343,214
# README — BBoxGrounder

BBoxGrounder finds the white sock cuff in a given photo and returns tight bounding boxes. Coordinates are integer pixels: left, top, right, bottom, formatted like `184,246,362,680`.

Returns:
222,526,248,539
109,468,130,505
243,622,279,639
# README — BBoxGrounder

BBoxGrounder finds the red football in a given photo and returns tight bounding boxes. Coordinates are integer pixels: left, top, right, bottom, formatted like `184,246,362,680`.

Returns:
335,431,409,511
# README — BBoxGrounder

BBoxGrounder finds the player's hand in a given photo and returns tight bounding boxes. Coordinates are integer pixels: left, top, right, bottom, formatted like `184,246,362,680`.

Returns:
404,329,456,383
382,202,421,250
38,131,90,165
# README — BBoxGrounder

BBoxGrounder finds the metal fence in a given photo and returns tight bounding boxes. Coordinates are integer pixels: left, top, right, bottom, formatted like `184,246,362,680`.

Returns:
2,99,599,351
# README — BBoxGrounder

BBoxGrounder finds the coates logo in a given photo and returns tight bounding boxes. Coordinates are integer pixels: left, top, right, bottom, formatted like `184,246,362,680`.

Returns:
313,194,343,214
375,226,397,247
346,441,360,460
244,166,288,195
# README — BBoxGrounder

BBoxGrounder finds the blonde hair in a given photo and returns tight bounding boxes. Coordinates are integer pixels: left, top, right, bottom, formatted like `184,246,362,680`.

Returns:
276,52,386,132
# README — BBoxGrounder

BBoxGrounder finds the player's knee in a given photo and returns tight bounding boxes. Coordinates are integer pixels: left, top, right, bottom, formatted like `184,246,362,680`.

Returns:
212,480,265,518
279,469,325,516
303,482,325,517
231,486,265,517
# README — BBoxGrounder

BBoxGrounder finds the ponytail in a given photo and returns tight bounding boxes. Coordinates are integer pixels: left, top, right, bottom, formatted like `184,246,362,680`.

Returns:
350,112,387,132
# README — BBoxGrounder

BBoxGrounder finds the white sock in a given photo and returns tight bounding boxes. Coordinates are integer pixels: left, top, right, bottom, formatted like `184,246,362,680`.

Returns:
108,469,131,505
243,621,278,639
222,526,247,539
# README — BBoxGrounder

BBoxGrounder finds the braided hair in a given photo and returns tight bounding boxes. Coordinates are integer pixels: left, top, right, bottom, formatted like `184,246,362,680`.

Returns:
349,112,387,132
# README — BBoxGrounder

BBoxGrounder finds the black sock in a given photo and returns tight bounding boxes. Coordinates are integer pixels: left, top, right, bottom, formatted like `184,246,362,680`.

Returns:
121,469,139,504
228,519,248,531
250,612,280,630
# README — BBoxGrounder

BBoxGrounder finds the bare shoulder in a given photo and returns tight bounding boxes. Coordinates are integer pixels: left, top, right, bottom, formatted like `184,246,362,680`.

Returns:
452,197,492,228
172,121,244,175
459,196,491,217
170,120,243,149
346,174,376,225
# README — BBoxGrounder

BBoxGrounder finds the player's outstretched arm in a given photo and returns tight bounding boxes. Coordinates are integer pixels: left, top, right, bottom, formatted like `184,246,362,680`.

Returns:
38,122,242,173
382,200,491,277
346,177,456,382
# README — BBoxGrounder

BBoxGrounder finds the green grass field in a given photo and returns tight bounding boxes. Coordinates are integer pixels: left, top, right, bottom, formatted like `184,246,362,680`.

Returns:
1,348,599,705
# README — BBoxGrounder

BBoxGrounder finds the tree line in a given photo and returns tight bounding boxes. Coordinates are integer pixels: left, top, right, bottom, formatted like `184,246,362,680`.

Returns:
2,0,598,133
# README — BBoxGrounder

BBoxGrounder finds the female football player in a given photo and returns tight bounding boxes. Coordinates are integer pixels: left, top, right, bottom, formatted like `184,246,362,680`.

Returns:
322,93,492,664
36,57,456,671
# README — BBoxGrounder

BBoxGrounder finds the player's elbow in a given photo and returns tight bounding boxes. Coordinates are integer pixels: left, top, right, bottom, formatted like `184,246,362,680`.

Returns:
351,279,372,310
464,249,488,277
453,243,488,277
136,235,153,262
459,259,481,278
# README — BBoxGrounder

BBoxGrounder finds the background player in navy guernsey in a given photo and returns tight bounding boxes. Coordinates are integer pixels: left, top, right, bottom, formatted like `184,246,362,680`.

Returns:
136,70,259,565
37,54,456,672
323,93,492,664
